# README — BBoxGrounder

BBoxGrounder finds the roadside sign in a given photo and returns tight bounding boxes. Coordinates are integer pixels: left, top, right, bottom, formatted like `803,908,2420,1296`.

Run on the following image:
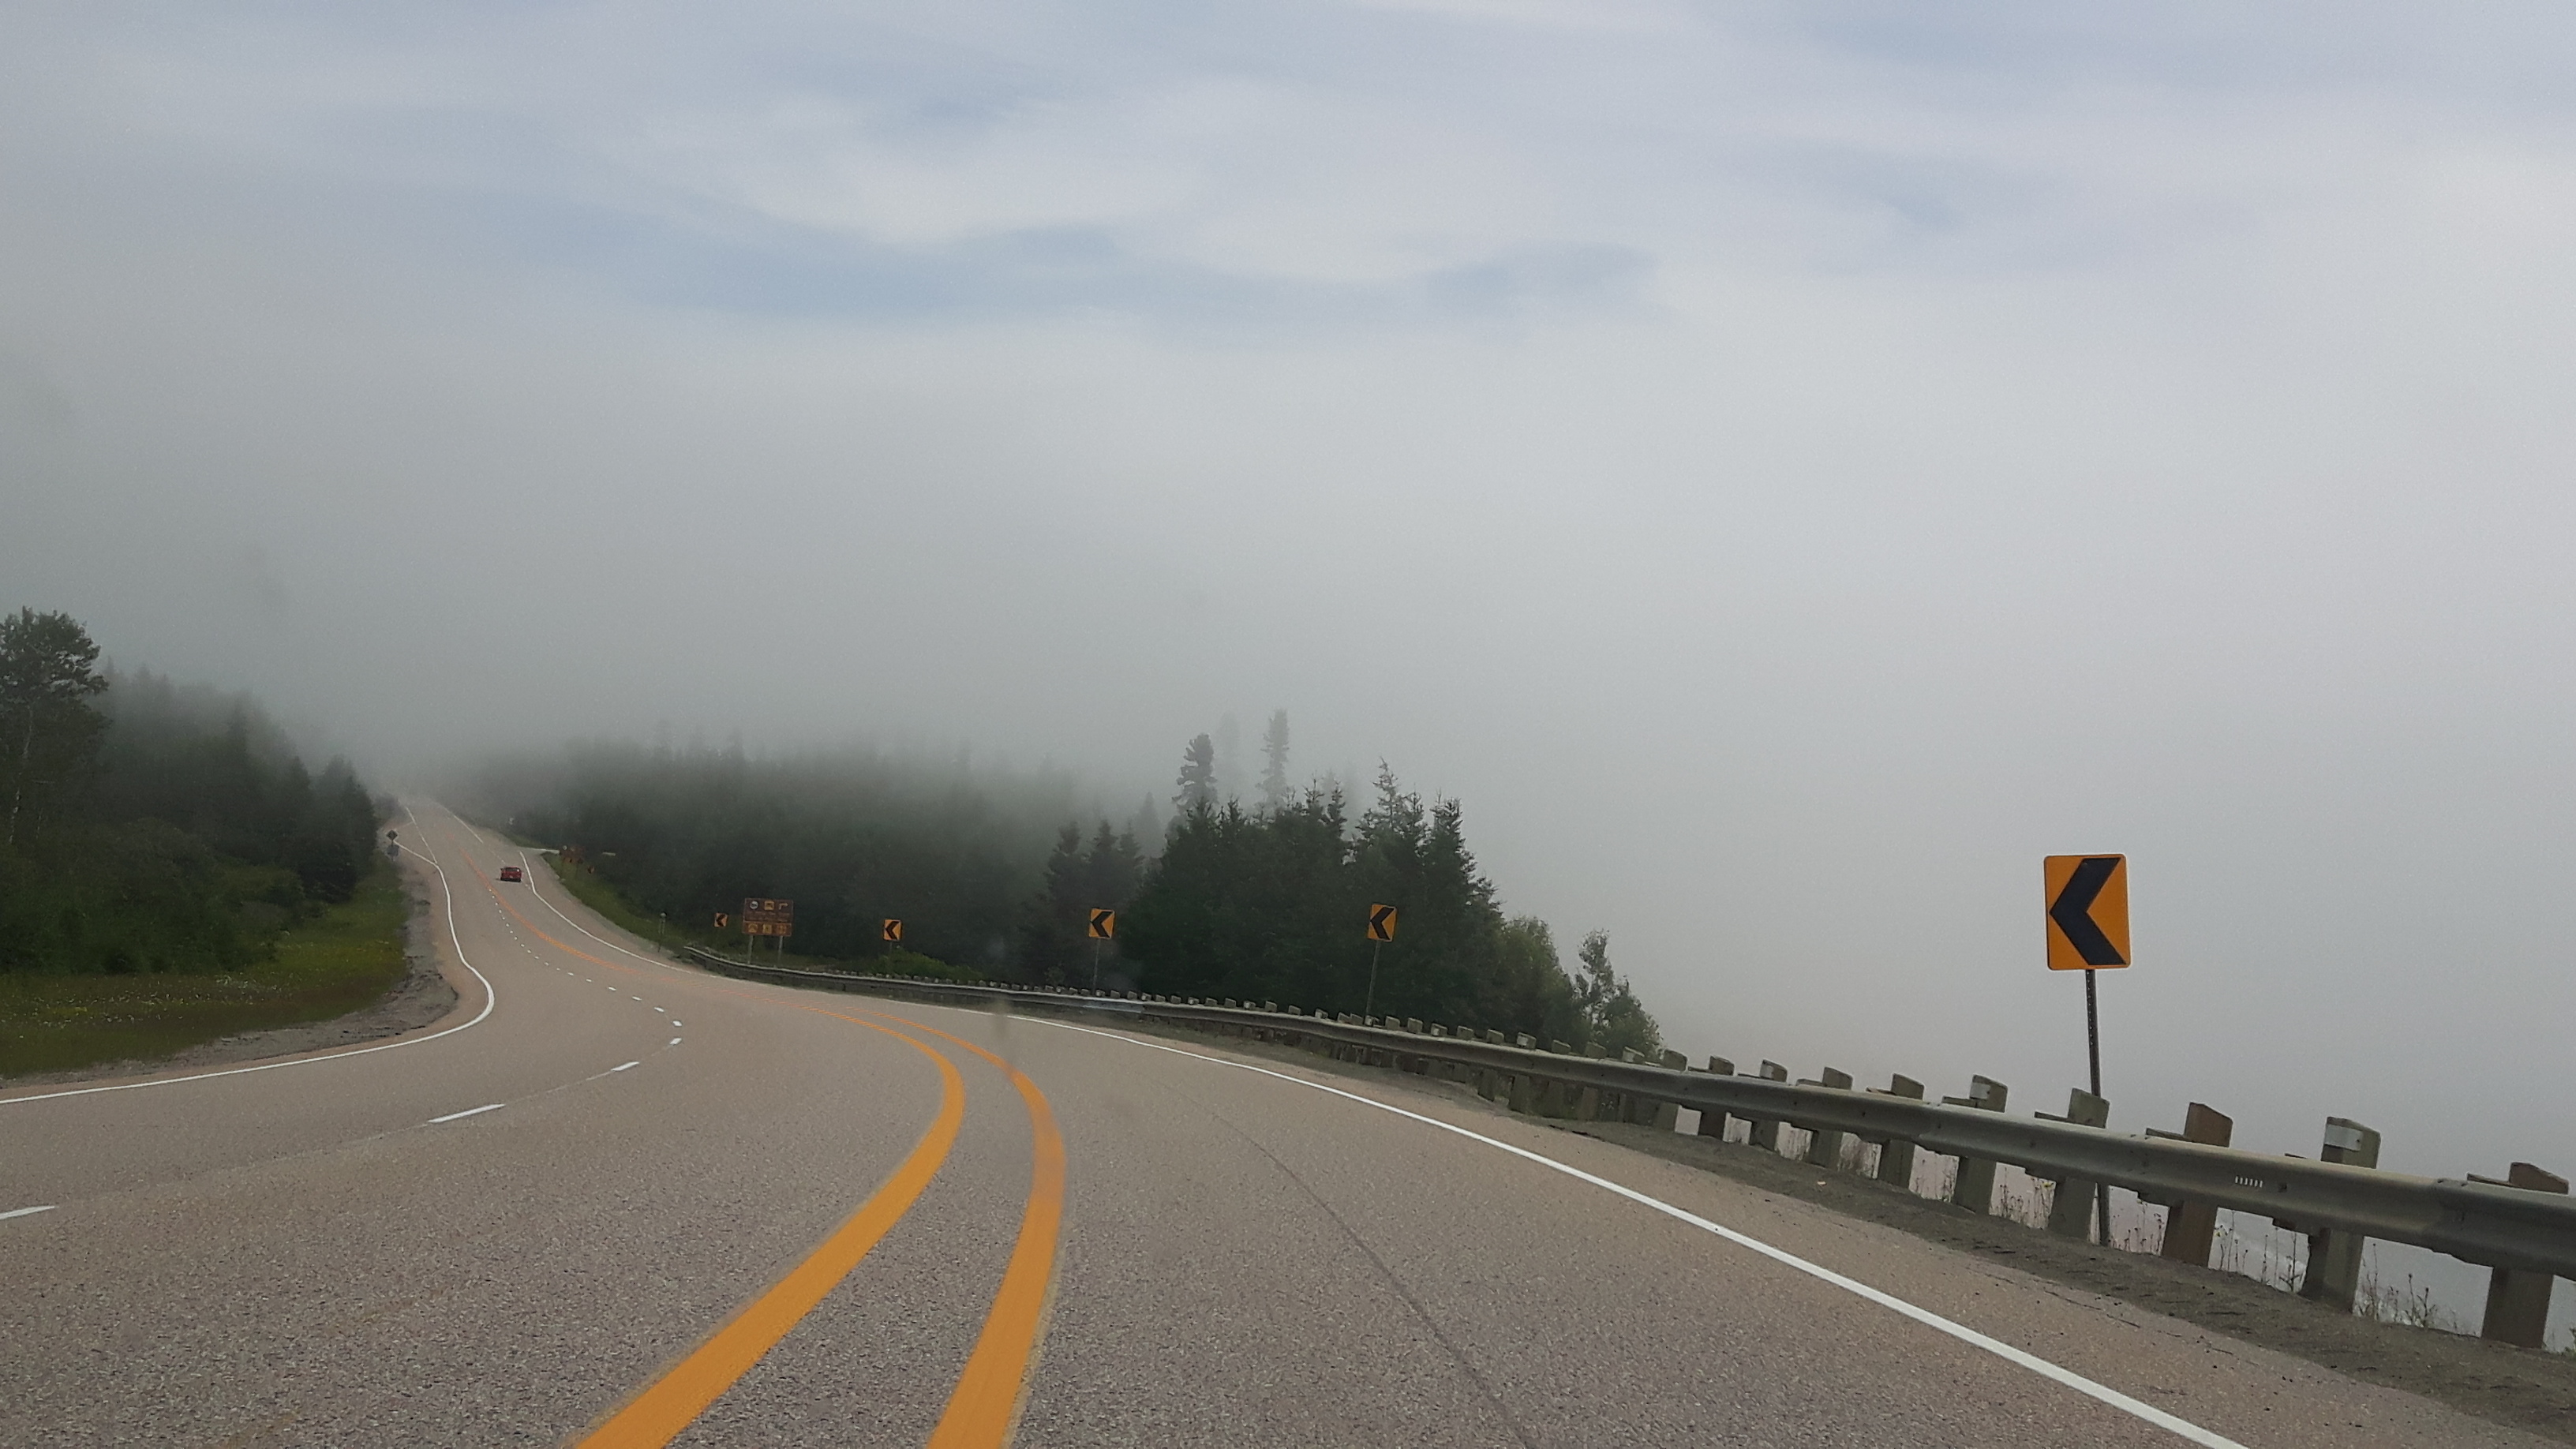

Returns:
2044,856,2129,970
743,897,794,939
1366,904,1398,942
1088,909,1116,940
882,919,904,943
713,912,730,929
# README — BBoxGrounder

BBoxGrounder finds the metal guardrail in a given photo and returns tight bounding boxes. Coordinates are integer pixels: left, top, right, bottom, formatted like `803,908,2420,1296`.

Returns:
681,949,2576,1283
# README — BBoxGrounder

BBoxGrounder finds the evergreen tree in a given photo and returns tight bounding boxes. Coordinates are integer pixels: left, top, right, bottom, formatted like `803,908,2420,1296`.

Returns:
1173,734,1217,813
1,608,109,846
1258,709,1290,811
1574,930,1661,1057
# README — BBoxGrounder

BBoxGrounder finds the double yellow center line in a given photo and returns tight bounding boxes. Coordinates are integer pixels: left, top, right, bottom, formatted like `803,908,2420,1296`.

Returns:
462,856,1065,1447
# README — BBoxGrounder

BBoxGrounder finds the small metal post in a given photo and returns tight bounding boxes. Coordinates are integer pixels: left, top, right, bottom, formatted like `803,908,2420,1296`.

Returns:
1363,940,1383,1017
2084,968,2110,1236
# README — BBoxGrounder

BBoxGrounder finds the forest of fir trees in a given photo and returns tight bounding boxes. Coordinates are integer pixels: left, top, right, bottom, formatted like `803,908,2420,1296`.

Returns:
1125,713,1661,1057
496,709,1663,1053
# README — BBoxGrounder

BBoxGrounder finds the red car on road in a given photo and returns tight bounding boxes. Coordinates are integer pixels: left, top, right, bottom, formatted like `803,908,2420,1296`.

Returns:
498,865,524,882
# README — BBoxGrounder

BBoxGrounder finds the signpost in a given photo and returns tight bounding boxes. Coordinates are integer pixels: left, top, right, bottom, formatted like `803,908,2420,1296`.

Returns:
2045,853,2129,1243
1363,904,1398,1016
1087,908,1115,987
743,897,793,959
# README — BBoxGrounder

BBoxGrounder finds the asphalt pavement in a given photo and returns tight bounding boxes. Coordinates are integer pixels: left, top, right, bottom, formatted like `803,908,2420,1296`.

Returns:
0,803,2545,1447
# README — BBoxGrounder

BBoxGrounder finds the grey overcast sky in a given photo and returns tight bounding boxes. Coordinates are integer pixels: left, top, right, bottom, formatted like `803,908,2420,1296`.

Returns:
6,2,2576,1238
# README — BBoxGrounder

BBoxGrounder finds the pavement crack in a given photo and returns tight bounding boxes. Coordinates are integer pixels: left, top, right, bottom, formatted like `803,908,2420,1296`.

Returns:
1199,1105,1541,1449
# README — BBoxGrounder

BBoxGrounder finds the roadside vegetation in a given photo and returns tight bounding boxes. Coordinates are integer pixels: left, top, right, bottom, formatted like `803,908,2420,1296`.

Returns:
0,608,403,1076
0,860,409,1076
477,712,1660,1052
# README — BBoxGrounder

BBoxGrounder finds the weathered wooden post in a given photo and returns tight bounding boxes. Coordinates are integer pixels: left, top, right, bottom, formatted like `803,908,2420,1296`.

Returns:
1940,1076,2009,1213
1575,1043,1608,1121
1749,1061,1790,1151
2036,1088,2110,1240
2471,1162,2567,1348
1867,1074,1925,1187
2148,1103,2233,1266
2283,1118,2379,1310
1534,1041,1576,1118
1695,1057,1736,1139
1649,1050,1688,1130
1799,1068,1855,1168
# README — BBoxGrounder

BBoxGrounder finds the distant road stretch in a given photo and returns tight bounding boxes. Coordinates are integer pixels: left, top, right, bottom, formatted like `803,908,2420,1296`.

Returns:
0,804,2539,1447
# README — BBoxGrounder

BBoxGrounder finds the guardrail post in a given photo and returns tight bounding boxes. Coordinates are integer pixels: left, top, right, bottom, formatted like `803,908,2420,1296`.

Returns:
1867,1074,1924,1186
2279,1118,2380,1310
1574,1043,1608,1121
2472,1162,2568,1348
1651,1050,1688,1129
1799,1068,1855,1167
2036,1088,2110,1240
1940,1076,2009,1213
2147,1103,2234,1266
1694,1058,1735,1138
1749,1062,1790,1151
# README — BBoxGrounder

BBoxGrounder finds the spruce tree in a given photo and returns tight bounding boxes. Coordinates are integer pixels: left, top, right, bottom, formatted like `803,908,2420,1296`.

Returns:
0,608,109,846
1173,734,1217,813
1259,709,1290,811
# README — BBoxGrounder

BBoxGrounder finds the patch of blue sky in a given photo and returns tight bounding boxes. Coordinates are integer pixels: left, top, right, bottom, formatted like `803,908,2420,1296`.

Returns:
459,188,1656,333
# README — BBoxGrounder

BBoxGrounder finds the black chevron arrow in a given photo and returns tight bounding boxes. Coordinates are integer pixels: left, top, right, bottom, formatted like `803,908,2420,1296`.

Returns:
2049,857,2126,967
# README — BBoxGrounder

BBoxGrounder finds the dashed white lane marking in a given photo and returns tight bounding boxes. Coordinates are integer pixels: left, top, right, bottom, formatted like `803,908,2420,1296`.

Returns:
427,1103,505,1125
654,1007,665,1013
1038,1019,2249,1449
669,1020,682,1028
668,1038,683,1046
612,1061,640,1073
2,1205,58,1222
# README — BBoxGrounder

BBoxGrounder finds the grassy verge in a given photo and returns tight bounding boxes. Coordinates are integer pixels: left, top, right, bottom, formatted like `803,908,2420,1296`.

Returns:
0,862,412,1078
543,854,698,953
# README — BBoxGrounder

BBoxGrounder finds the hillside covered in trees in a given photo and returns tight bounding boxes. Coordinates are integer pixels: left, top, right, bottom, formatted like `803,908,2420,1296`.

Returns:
483,717,1661,1053
0,609,387,975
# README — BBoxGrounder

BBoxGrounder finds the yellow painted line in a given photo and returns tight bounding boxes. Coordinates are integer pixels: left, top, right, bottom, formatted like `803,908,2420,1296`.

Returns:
475,859,1069,1445
575,1020,964,1449
856,1009,1068,1449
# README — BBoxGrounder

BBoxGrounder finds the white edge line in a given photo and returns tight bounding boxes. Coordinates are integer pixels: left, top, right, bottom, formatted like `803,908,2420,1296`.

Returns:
1,1204,58,1222
428,1103,505,1124
612,1061,640,1072
1032,1017,2248,1449
0,804,498,1109
491,808,2238,1446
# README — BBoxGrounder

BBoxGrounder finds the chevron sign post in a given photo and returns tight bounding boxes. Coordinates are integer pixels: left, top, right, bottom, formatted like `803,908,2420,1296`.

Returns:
2045,853,2129,1241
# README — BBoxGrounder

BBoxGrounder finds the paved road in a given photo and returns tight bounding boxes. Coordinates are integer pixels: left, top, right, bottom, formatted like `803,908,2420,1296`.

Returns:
0,804,2544,1447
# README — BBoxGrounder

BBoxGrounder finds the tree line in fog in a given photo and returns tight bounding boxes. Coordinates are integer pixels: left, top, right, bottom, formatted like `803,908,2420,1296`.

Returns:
486,714,1660,1053
0,610,386,975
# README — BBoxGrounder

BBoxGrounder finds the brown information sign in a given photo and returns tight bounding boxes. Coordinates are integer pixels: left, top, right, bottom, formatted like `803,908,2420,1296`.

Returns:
743,897,795,939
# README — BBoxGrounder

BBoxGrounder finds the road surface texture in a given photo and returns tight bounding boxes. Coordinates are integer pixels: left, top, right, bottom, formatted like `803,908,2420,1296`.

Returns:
0,803,2549,1447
